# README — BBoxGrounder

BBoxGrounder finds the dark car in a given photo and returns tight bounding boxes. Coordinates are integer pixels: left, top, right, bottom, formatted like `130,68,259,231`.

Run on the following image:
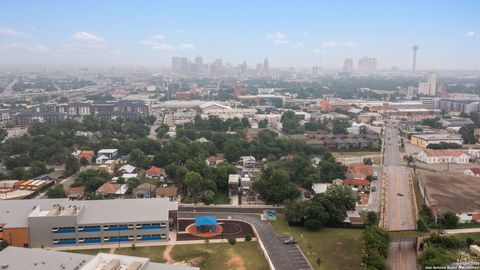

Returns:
397,193,404,197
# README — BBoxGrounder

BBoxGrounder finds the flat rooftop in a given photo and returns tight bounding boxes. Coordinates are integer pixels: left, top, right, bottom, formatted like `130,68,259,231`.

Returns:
412,133,462,140
0,198,178,228
419,172,480,214
0,247,199,270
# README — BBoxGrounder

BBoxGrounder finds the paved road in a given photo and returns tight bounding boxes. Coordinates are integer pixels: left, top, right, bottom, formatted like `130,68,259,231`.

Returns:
388,241,418,270
179,211,312,270
383,122,415,231
383,121,418,270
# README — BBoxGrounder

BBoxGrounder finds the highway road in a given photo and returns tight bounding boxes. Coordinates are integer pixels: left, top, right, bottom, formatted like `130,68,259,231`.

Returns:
179,210,312,270
383,122,415,231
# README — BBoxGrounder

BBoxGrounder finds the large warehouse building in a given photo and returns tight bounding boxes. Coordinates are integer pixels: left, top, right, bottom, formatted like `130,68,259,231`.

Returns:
0,246,198,270
0,198,177,248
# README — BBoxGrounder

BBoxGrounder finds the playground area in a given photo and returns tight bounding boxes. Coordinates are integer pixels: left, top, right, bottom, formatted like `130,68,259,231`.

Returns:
177,217,255,241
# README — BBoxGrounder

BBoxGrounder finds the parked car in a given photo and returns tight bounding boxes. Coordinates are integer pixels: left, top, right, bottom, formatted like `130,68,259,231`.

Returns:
283,237,297,244
371,186,377,192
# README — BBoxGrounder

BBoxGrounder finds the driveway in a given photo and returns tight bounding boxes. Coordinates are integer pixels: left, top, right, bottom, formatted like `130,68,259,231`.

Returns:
178,211,312,270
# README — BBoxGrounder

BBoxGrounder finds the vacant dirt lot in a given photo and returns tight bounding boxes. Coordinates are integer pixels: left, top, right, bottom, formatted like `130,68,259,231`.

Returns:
419,171,480,214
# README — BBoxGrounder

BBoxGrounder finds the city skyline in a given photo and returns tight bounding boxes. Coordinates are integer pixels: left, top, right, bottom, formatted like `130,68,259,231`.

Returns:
0,1,479,69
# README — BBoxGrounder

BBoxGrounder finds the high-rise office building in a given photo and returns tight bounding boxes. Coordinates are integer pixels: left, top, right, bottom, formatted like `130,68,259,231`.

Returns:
343,58,353,73
358,57,377,74
418,71,438,96
312,66,321,76
263,58,269,72
172,57,188,74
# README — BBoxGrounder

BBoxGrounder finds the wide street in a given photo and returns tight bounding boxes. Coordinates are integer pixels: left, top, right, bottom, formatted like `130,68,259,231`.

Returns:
383,122,416,231
383,121,418,270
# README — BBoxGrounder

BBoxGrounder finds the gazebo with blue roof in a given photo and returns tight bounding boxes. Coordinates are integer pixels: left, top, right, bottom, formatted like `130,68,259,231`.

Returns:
194,215,218,233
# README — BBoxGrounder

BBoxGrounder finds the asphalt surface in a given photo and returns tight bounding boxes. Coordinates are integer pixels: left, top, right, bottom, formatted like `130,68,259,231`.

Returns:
388,241,418,270
383,121,418,270
383,122,415,231
178,211,312,270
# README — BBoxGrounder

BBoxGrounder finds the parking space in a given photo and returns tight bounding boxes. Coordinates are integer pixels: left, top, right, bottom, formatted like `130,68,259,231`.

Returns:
280,236,313,270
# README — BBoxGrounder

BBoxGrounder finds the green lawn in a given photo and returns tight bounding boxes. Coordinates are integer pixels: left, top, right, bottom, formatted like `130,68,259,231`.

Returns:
171,242,269,270
213,190,231,205
271,214,364,270
66,248,109,256
115,246,167,263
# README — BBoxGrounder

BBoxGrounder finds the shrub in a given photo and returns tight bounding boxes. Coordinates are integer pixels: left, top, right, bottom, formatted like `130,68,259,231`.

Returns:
228,237,236,245
417,219,429,232
245,234,252,242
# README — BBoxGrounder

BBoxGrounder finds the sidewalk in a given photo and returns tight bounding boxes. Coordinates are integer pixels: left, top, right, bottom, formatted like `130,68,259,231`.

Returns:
47,236,255,251
445,228,480,235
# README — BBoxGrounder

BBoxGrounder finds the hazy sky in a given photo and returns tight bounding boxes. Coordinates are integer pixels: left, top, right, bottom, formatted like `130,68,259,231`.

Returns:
0,1,479,69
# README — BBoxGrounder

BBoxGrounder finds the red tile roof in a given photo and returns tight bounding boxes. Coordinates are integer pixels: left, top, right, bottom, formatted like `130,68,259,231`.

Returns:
472,213,480,221
156,186,178,197
347,164,373,177
146,166,162,175
206,156,225,162
424,149,465,157
343,178,371,187
96,182,119,194
469,168,480,175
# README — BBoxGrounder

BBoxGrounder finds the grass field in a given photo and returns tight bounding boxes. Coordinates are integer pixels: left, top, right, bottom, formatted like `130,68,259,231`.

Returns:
115,246,167,263
171,242,269,270
67,248,109,256
271,214,364,270
213,190,231,204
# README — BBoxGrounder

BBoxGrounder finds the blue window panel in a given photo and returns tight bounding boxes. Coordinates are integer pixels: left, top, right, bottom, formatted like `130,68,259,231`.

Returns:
84,239,101,244
110,237,130,242
83,227,101,232
140,236,161,241
57,229,76,233
140,225,161,230
109,227,129,231
55,240,76,245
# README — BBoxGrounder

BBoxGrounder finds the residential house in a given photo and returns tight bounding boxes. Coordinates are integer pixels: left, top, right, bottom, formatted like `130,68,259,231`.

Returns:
346,164,373,179
95,182,127,198
79,150,94,163
119,164,137,174
417,149,469,164
64,186,86,200
312,183,330,195
146,166,163,179
464,168,480,177
132,183,157,198
205,156,225,166
155,186,178,201
97,149,118,160
241,156,256,167
228,174,240,196
343,178,371,189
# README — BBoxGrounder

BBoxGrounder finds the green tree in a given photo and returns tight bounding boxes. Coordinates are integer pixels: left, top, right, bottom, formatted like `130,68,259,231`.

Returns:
228,237,236,245
332,119,350,134
47,184,65,198
367,211,378,225
79,156,89,166
65,155,80,177
258,119,268,128
439,211,459,229
281,110,304,134
459,124,478,144
0,128,7,142
203,190,215,205
417,218,429,232
324,184,357,211
29,161,48,177
253,167,300,204
128,148,151,168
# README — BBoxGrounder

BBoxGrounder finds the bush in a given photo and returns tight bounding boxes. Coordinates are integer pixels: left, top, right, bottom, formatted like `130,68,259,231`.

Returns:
304,219,323,231
0,240,8,251
366,211,378,226
245,234,252,242
417,218,429,232
228,237,236,245
466,237,474,246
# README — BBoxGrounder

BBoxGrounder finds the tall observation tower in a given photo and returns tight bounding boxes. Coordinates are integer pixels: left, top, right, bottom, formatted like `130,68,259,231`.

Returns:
412,45,419,72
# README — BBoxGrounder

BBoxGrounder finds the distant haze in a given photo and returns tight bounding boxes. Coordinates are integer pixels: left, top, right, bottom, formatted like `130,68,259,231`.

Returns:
0,1,479,70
